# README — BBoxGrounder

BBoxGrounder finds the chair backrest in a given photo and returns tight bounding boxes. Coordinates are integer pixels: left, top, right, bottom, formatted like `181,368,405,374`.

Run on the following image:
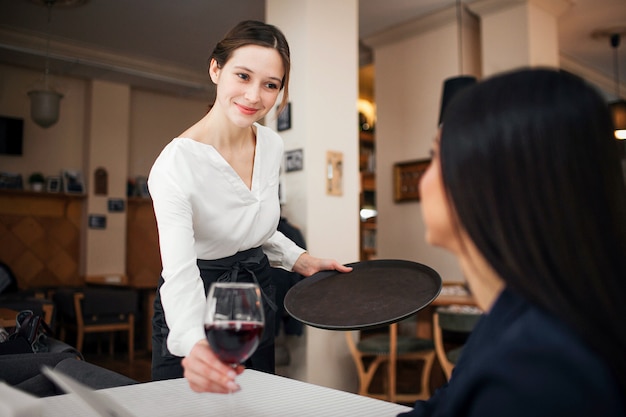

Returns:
437,306,482,333
53,287,138,318
433,305,483,380
80,288,137,316
345,318,435,403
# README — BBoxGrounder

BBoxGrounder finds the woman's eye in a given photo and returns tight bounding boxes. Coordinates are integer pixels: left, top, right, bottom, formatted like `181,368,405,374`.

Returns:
237,73,249,81
265,82,279,90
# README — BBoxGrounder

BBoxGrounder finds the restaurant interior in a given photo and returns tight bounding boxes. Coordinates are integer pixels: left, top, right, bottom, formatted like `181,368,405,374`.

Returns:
0,0,625,408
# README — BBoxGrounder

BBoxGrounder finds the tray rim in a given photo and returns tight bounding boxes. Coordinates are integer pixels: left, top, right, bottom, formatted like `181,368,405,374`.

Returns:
284,259,442,331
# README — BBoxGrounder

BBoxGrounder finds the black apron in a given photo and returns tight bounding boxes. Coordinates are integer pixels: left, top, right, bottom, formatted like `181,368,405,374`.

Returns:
151,247,277,380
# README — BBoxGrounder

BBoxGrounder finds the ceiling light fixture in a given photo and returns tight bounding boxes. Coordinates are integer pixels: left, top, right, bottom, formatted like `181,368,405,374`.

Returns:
438,0,476,125
27,0,64,128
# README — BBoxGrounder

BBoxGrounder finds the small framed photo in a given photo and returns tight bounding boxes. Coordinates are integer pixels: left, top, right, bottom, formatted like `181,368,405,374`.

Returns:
62,170,84,194
277,102,291,132
393,159,431,202
88,214,107,229
0,172,23,190
284,148,303,172
326,151,343,196
107,198,125,212
46,176,61,193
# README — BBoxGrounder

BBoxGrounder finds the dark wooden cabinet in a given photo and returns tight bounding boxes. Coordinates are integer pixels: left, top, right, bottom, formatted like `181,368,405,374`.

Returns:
126,198,161,289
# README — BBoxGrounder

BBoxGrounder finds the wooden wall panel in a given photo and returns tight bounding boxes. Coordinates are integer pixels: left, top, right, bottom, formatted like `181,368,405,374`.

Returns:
0,191,85,289
126,198,161,289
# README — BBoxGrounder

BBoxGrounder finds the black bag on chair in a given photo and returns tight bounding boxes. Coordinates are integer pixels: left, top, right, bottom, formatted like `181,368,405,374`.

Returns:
0,310,54,354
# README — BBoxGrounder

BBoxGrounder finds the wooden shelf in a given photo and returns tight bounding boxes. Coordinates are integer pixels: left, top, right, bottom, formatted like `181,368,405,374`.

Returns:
359,130,376,261
359,131,375,144
0,188,86,199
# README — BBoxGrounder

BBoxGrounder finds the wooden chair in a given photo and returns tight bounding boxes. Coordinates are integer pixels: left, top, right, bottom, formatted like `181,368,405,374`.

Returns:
54,287,137,362
345,320,436,403
433,305,483,380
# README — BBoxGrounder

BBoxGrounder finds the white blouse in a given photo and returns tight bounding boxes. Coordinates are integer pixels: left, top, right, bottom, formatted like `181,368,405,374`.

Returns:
148,123,305,357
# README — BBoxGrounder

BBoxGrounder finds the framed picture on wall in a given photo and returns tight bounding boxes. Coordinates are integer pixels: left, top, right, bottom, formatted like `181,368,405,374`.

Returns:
0,172,23,190
284,148,303,172
393,159,431,202
62,170,84,194
277,102,292,132
46,176,61,193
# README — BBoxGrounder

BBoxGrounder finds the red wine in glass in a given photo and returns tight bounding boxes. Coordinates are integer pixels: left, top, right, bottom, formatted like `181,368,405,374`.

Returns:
204,283,264,415
204,321,264,365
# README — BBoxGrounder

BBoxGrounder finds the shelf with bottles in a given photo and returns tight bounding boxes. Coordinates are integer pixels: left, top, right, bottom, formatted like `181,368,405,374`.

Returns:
359,131,375,175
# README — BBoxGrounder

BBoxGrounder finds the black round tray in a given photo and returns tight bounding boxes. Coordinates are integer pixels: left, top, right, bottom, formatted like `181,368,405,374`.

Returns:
284,259,442,330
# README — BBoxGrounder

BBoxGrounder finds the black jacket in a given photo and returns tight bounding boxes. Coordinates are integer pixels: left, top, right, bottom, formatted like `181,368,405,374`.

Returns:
399,288,625,417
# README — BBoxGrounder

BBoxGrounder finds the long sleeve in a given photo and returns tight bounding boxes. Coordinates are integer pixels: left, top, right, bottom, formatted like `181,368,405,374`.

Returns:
263,229,306,271
148,149,207,357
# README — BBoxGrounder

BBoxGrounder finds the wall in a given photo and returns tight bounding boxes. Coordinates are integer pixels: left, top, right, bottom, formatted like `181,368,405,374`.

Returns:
129,89,208,178
367,6,481,284
0,64,86,178
0,62,209,280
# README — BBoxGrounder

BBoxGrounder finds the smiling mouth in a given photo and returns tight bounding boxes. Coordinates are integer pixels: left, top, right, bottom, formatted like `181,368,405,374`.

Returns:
237,103,259,115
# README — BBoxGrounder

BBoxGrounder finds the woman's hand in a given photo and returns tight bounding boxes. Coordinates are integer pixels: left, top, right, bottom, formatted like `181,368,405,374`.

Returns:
292,252,353,277
182,339,244,393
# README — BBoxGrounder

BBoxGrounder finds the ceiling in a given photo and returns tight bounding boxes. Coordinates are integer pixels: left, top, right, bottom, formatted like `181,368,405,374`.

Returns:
0,0,625,101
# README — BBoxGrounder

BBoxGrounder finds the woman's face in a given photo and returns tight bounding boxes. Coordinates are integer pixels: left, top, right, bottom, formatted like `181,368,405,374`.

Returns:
419,132,461,253
210,44,284,128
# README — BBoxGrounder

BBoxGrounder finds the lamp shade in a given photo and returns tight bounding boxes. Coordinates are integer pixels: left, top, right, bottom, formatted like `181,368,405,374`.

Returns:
609,99,626,139
28,89,63,128
438,75,476,125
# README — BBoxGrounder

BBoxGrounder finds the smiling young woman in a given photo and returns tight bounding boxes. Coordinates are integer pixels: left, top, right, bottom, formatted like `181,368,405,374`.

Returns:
147,20,351,394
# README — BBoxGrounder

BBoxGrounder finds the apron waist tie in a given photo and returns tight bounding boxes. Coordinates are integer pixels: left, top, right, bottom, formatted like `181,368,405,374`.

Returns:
198,247,277,311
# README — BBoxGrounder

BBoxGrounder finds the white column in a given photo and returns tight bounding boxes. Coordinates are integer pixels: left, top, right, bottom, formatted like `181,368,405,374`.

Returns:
267,0,360,392
470,0,571,76
84,80,130,281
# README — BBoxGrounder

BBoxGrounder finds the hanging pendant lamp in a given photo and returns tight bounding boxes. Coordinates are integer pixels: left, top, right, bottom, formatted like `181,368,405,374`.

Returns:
28,0,64,128
438,0,476,125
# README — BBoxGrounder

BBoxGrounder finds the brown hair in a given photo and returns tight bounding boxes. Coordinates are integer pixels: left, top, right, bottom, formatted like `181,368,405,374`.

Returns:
210,20,291,115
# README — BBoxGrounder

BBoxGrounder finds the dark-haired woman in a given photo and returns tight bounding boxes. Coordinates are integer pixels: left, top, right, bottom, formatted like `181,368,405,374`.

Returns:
401,68,626,416
148,20,350,393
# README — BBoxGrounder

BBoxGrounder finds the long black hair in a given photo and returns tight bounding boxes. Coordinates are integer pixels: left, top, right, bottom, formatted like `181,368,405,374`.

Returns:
439,68,626,391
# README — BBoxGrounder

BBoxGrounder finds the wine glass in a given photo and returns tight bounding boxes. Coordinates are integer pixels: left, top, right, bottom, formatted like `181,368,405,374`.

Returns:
204,282,265,411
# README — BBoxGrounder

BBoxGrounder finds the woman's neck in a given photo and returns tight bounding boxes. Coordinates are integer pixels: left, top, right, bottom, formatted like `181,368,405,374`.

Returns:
457,240,505,312
182,107,255,149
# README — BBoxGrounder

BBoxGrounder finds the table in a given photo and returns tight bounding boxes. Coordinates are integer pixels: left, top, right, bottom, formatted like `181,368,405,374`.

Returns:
41,370,412,417
416,284,477,338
